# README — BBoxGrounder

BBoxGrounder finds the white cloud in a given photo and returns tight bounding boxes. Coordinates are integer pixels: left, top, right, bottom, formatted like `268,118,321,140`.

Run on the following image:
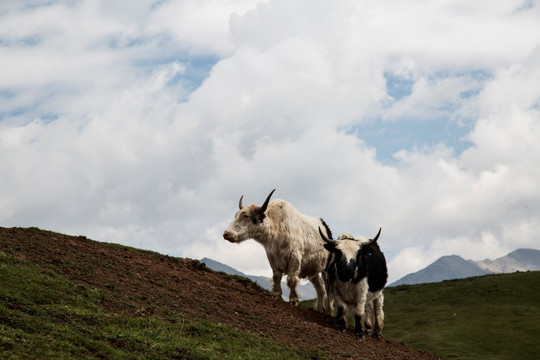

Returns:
1,0,539,286
147,0,262,57
374,0,540,70
382,75,482,122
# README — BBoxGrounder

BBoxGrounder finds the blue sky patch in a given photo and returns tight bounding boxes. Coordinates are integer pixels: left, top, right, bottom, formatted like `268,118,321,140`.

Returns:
385,73,415,101
350,118,474,163
181,55,220,93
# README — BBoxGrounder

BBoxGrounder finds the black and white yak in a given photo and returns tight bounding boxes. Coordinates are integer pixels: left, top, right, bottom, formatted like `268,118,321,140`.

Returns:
319,227,388,339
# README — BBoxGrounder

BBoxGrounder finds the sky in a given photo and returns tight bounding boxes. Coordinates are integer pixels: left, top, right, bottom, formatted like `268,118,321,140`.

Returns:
1,0,540,284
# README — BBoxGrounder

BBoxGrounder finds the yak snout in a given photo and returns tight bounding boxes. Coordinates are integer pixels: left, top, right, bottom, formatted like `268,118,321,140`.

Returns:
223,230,236,242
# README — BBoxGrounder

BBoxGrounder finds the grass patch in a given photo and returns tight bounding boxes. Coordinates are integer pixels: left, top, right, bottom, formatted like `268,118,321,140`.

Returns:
0,253,321,360
301,272,540,360
384,272,540,360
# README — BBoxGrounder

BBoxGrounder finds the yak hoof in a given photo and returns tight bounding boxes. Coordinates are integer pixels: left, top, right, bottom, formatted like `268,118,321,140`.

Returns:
289,297,299,306
355,332,364,340
372,333,383,339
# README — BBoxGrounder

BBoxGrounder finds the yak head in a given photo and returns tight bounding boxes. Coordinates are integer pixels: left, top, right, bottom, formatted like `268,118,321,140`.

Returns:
223,189,275,243
319,227,381,283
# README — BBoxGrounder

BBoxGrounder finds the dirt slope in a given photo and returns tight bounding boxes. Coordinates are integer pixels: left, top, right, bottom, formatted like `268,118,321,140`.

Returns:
0,227,442,360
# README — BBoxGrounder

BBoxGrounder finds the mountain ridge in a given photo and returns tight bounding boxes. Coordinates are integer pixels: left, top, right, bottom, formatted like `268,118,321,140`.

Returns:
390,248,540,287
202,248,540,290
200,257,317,300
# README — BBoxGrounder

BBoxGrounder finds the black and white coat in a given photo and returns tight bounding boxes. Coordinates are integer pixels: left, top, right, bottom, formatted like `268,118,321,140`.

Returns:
320,228,388,338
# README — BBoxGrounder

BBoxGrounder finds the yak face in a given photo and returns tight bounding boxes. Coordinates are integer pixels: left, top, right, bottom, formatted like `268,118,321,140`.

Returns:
223,205,266,243
223,190,275,243
324,237,368,283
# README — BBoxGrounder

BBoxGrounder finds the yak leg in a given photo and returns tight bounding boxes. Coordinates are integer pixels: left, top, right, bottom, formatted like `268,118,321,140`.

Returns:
372,292,384,339
354,302,366,340
322,271,334,315
271,268,283,299
363,300,374,334
354,282,368,339
336,306,347,333
286,257,301,306
354,313,365,339
308,273,326,313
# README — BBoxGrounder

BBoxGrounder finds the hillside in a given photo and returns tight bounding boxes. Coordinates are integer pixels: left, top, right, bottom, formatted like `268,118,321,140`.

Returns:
301,272,540,360
0,227,440,360
384,272,540,360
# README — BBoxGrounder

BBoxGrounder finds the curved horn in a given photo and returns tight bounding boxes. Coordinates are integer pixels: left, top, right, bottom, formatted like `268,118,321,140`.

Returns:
364,227,382,246
259,189,275,213
319,227,337,246
239,195,244,210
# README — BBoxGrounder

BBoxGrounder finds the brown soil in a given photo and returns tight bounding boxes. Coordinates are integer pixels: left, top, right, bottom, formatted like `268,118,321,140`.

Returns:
0,227,442,360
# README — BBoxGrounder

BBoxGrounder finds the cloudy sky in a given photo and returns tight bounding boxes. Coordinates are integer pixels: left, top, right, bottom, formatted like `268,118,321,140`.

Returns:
1,0,539,284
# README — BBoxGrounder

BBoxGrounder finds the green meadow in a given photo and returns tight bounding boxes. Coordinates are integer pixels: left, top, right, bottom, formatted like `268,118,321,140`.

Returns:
383,271,540,359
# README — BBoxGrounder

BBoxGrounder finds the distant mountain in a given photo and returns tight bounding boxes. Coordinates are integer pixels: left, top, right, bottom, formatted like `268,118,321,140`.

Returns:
474,248,540,273
199,258,247,277
390,255,489,287
200,257,317,300
200,257,271,289
390,248,540,287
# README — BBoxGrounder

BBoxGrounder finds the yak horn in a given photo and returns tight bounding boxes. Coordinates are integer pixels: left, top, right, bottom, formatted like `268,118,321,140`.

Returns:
259,189,275,213
319,227,337,246
239,195,244,210
364,227,382,246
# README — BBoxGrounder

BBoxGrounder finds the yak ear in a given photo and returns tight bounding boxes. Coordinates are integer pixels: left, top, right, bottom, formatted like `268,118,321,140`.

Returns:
251,212,266,225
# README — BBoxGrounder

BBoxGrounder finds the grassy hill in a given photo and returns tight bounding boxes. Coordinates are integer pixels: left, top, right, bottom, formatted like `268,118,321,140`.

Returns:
0,227,440,360
383,272,540,360
302,272,540,360
0,241,311,360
